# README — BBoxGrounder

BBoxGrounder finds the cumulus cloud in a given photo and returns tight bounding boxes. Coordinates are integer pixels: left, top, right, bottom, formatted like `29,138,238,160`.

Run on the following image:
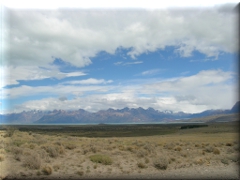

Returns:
4,69,238,113
2,7,237,68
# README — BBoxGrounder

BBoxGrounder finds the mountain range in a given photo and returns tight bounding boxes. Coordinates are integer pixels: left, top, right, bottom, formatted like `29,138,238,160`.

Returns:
0,101,239,124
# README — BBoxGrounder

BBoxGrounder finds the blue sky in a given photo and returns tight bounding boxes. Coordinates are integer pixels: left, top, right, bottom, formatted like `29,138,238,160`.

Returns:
0,2,239,114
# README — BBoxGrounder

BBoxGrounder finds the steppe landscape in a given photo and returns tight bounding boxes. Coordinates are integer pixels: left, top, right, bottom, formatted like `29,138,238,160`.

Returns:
0,118,239,180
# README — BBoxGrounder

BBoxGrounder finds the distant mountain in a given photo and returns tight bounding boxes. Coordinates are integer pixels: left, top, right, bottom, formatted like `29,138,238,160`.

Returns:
0,101,239,124
230,101,240,113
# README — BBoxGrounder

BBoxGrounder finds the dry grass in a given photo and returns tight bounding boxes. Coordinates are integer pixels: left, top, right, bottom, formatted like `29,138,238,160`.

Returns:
89,154,113,165
42,166,52,175
153,156,169,170
23,152,41,169
0,123,238,179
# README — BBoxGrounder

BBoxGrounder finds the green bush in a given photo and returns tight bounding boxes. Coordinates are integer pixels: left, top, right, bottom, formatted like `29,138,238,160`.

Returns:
89,154,112,165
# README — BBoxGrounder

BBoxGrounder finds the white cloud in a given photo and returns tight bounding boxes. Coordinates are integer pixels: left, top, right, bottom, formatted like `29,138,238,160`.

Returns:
2,7,237,68
124,61,143,65
141,69,162,76
3,69,238,113
63,78,113,85
0,65,86,88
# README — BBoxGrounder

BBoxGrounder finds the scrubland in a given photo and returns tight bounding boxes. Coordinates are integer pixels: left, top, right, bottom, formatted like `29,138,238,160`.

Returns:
0,122,239,179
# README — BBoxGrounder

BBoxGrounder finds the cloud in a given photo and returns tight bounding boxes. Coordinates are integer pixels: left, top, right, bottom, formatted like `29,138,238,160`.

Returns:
114,61,143,66
141,69,162,76
59,96,67,101
63,78,113,85
3,69,237,114
3,7,237,68
124,61,143,65
0,65,86,88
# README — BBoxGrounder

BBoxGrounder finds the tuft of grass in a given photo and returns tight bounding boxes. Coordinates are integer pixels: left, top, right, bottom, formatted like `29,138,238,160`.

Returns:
227,155,239,162
226,142,233,146
153,156,168,170
174,146,182,151
23,153,41,169
36,171,41,176
0,154,4,161
194,158,204,165
89,154,112,165
213,148,220,155
42,166,52,175
204,146,213,153
76,171,84,176
41,145,65,158
53,164,60,171
64,143,76,150
137,162,147,169
145,158,150,164
221,158,229,165
136,149,148,158
3,127,16,137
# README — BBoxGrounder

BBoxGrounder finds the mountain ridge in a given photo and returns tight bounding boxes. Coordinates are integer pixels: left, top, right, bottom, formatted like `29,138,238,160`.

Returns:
0,101,239,124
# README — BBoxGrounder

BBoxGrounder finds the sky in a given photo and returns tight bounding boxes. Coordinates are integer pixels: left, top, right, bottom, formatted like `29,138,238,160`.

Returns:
0,1,239,114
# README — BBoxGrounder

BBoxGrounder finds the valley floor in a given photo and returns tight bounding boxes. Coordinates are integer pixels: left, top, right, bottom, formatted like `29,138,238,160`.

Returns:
0,123,239,179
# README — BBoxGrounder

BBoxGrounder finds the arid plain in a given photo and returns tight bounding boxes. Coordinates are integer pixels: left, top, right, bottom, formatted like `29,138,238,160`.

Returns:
0,119,239,179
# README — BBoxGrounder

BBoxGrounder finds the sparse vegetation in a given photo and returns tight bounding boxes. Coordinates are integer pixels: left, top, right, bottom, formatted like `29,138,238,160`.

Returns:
23,153,41,169
213,148,220,155
137,162,147,168
42,166,52,175
153,156,168,170
0,121,238,179
90,154,112,165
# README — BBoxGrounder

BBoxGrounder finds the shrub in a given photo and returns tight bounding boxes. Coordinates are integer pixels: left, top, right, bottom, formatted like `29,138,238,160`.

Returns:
42,166,52,175
233,145,239,151
4,127,16,137
221,158,229,165
23,153,41,169
43,146,58,158
143,143,155,153
77,171,84,176
164,143,175,150
227,155,239,162
205,146,213,153
42,145,64,158
53,164,60,171
64,143,76,150
213,148,220,155
136,149,148,158
153,156,168,170
226,147,234,154
0,154,4,161
89,154,112,165
145,158,150,164
194,158,204,165
174,146,182,151
226,142,233,146
137,162,147,169
11,147,23,155
14,154,22,161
